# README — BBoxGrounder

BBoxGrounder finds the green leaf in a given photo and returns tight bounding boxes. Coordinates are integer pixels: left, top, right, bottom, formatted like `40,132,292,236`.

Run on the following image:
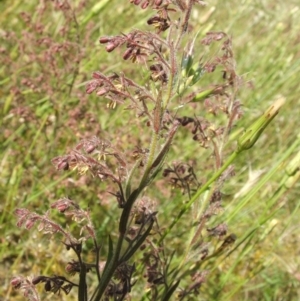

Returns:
102,235,114,276
191,87,215,102
120,218,155,262
161,280,181,301
189,65,205,86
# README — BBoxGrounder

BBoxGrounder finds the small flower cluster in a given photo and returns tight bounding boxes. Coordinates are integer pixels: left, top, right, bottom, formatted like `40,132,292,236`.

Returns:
105,263,136,299
11,274,78,299
178,270,209,298
163,162,200,196
143,248,165,286
86,70,155,108
52,136,127,182
31,275,75,296
51,197,96,239
99,30,161,61
14,208,78,245
11,276,40,301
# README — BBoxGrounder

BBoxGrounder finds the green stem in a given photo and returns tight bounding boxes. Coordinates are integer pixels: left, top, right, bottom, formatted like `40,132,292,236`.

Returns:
163,42,176,110
92,188,140,301
140,130,160,188
91,240,120,301
160,151,239,242
163,0,193,110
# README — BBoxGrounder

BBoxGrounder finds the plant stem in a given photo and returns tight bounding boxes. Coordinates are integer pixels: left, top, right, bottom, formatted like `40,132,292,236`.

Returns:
91,188,140,301
140,130,160,188
92,91,166,300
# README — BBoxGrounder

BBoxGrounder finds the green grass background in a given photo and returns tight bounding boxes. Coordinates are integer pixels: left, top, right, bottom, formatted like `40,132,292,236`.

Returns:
1,0,300,300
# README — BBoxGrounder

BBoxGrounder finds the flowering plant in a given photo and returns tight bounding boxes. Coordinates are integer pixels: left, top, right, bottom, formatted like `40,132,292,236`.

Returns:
11,1,283,300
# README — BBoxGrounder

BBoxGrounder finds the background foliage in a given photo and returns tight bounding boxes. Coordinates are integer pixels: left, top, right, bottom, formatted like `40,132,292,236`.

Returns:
1,0,300,300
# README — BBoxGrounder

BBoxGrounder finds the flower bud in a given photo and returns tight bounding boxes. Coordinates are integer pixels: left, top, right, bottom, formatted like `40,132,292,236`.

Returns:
190,64,205,86
25,218,35,230
44,280,52,292
32,276,47,285
86,81,98,94
141,0,149,9
123,47,134,60
237,97,285,153
96,88,108,96
191,88,216,102
99,36,111,44
105,42,118,52
92,71,103,79
181,53,194,77
11,277,22,289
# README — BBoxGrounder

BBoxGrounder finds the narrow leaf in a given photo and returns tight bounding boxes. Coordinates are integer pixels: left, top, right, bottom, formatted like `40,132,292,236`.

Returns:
161,280,181,301
120,219,155,263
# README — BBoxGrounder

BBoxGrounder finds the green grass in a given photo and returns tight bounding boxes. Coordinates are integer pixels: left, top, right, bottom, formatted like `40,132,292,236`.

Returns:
1,0,300,300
